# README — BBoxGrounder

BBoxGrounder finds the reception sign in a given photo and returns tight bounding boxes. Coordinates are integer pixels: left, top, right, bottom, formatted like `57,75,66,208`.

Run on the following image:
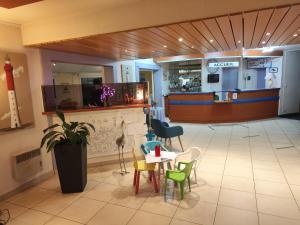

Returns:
208,61,239,67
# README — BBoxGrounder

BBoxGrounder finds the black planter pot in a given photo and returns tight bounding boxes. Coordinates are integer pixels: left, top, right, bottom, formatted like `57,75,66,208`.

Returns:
54,143,87,193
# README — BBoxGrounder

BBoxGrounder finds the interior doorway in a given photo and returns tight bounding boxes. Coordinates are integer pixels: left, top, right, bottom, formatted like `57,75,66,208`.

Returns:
222,68,239,99
139,70,154,97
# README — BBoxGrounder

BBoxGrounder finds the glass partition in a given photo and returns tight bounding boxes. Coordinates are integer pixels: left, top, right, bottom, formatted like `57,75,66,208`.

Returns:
42,82,148,112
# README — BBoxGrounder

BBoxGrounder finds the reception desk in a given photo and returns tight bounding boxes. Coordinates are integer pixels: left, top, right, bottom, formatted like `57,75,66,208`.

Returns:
165,88,280,123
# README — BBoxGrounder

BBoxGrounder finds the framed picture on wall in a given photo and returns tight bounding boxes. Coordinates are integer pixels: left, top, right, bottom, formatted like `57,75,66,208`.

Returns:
121,64,133,83
0,51,34,131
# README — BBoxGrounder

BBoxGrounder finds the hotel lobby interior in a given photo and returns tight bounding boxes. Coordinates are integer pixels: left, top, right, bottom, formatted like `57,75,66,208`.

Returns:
1,0,300,225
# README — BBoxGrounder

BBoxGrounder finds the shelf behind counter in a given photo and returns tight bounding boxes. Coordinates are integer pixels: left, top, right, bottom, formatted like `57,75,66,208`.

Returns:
164,88,280,123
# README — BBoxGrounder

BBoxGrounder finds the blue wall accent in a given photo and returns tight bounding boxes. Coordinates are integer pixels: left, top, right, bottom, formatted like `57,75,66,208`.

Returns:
232,96,279,104
169,100,214,105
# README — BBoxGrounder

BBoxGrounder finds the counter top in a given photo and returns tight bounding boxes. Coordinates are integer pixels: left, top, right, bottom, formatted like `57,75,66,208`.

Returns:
43,104,149,115
167,88,280,96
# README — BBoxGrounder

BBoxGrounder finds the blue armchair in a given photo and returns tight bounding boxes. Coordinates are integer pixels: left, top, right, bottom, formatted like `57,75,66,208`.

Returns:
151,119,184,151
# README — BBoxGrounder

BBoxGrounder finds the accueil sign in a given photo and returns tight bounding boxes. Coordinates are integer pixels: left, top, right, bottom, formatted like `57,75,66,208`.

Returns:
208,62,239,67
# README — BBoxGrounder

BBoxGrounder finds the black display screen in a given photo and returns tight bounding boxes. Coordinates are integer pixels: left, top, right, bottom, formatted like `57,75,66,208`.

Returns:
207,74,219,83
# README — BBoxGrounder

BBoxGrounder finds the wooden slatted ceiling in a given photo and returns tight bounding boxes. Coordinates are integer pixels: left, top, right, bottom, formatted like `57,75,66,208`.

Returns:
35,4,300,60
0,0,42,8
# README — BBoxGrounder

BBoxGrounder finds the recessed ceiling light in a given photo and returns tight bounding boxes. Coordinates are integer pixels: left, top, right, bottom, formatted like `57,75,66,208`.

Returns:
266,32,271,36
237,40,241,44
163,45,167,48
191,46,194,49
262,41,266,44
125,49,128,52
178,38,183,42
52,63,56,66
293,33,298,37
209,39,214,43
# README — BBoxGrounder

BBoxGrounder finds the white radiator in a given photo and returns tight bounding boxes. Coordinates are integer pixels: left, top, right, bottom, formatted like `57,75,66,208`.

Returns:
12,149,43,181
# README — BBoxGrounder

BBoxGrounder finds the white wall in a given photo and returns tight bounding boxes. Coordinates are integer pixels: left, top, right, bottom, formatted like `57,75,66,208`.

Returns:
280,50,300,115
0,23,53,197
202,58,241,98
265,57,283,89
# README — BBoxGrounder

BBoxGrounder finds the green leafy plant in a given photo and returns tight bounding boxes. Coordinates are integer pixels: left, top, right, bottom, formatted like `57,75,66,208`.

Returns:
41,111,95,152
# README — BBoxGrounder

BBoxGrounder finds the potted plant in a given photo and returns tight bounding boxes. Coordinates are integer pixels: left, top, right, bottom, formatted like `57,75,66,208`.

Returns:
41,111,95,193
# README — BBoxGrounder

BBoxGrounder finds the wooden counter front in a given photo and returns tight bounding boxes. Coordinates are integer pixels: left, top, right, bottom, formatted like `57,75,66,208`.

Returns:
166,89,279,123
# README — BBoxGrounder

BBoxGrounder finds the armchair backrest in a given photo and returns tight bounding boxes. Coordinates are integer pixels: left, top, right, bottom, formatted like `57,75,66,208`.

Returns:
151,119,166,137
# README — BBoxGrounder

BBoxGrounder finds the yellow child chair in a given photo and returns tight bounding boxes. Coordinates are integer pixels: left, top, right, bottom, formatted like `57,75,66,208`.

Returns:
132,148,159,194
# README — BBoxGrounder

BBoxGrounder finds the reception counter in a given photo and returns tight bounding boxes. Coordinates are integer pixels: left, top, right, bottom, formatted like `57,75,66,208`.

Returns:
165,88,280,123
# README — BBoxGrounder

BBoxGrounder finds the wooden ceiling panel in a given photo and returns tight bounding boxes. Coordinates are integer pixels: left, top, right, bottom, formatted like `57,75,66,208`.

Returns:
258,6,290,48
267,5,300,46
178,22,215,52
274,16,300,45
34,4,300,60
251,9,274,48
216,16,236,49
243,11,258,49
148,27,196,53
0,0,42,9
230,14,243,48
203,18,230,50
166,24,209,53
191,20,223,51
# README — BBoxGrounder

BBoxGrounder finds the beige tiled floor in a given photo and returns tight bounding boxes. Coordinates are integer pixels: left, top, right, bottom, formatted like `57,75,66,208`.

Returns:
2,118,300,224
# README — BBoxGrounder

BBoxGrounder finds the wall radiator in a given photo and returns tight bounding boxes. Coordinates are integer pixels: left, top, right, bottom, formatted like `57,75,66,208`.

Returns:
12,149,43,181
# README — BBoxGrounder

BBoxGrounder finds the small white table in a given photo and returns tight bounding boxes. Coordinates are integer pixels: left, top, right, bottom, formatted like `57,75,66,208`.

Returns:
150,107,166,122
145,151,177,189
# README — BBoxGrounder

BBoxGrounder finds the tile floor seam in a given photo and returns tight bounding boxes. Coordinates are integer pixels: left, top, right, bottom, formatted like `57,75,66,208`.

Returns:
84,201,109,225
212,124,233,225
168,124,216,225
248,121,265,225
262,120,300,212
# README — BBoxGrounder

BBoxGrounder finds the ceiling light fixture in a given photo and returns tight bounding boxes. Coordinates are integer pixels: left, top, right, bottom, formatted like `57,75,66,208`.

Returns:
191,46,194,49
237,40,241,44
125,49,128,52
178,38,183,42
293,33,298,37
52,63,56,66
262,46,274,53
266,32,271,36
209,39,214,43
163,45,167,48
262,41,266,44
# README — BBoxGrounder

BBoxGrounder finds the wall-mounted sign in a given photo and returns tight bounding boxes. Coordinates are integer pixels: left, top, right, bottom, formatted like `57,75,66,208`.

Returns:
208,62,239,68
247,58,271,68
268,67,278,73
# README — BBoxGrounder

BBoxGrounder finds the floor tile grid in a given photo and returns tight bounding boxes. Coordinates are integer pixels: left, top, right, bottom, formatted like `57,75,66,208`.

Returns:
123,125,217,225
247,121,266,225
208,124,233,225
165,123,218,225
7,192,85,224
6,179,103,224
263,120,300,212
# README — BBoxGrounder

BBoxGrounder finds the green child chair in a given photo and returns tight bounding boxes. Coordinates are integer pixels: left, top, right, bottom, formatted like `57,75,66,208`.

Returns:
164,160,195,200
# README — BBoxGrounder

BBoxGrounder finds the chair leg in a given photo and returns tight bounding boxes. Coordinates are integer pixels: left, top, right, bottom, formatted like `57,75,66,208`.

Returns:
194,168,197,184
148,171,152,182
188,176,191,192
179,182,184,200
169,138,172,146
178,136,184,152
133,169,137,186
165,138,167,144
135,171,140,194
152,171,159,193
164,177,168,199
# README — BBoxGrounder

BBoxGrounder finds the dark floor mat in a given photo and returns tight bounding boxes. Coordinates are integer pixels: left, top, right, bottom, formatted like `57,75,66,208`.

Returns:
280,113,300,120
